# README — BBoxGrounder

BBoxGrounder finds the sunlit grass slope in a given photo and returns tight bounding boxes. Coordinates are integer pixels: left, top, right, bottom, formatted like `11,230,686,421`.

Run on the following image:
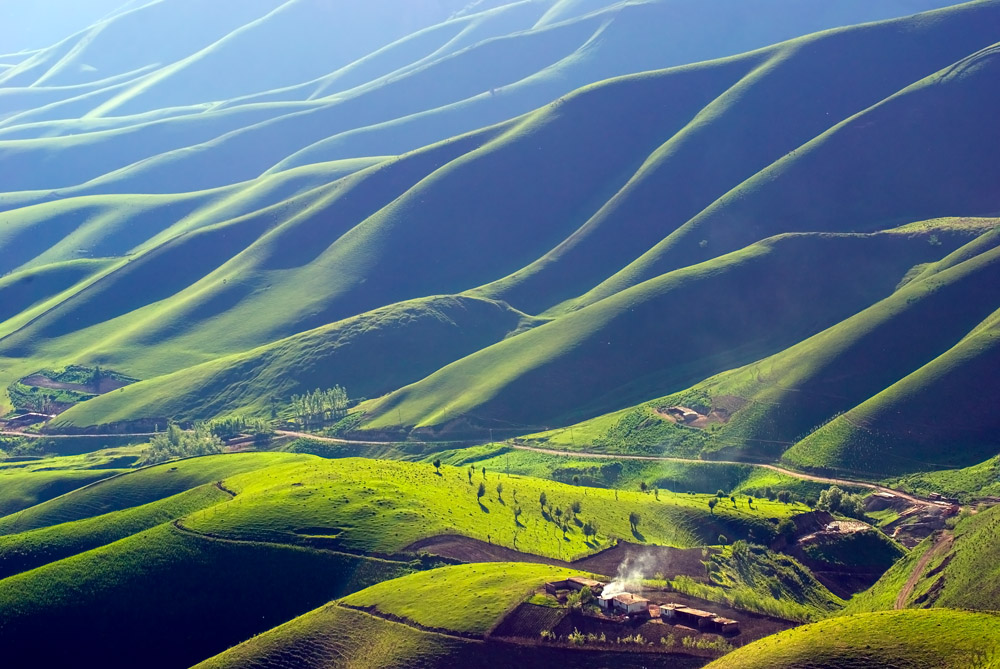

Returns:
342,562,590,634
183,457,807,561
0,522,409,669
0,452,306,535
580,13,1000,306
53,295,538,428
195,604,484,669
705,610,1000,669
0,483,228,580
359,229,973,436
0,448,138,516
479,1,1000,315
785,304,1000,476
519,223,1000,472
848,504,1000,613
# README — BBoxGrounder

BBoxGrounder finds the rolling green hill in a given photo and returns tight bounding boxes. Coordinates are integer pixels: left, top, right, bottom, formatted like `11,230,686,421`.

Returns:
0,521,410,669
52,295,539,428
705,609,1000,669
358,226,986,437
3,3,999,457
178,457,805,561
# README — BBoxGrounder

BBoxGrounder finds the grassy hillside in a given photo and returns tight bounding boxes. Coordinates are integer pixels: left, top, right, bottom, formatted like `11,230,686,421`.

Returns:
705,609,1000,669
785,305,1000,476
0,522,410,669
52,295,538,428
0,448,138,516
0,452,306,534
514,223,1000,475
341,562,589,634
359,228,978,436
195,603,707,669
847,504,1000,613
0,483,229,580
662,542,844,623
180,457,807,561
581,11,1000,305
890,455,1000,503
196,604,486,669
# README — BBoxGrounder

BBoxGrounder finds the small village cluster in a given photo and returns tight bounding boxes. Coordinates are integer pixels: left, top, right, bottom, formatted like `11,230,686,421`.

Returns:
545,576,740,634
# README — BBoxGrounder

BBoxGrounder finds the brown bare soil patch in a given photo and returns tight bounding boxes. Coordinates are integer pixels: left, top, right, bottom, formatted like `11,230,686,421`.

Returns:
403,536,713,583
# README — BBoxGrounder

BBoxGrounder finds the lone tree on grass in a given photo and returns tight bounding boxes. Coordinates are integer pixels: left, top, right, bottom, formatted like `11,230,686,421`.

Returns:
539,491,547,508
640,481,648,493
777,490,792,504
708,498,718,515
571,500,582,514
433,458,441,475
496,482,504,500
477,482,486,500
629,511,641,532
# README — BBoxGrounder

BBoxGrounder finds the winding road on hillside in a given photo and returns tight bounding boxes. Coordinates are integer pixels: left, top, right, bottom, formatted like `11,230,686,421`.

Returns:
895,530,953,609
1,427,945,509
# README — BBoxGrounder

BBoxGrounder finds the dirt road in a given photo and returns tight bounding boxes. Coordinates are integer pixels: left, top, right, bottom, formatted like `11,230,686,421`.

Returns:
2,427,943,509
895,531,953,609
510,444,943,508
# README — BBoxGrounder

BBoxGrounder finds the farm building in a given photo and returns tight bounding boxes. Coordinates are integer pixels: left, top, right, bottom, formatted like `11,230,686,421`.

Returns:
597,592,650,615
545,576,606,596
662,605,740,634
568,576,604,593
665,406,700,423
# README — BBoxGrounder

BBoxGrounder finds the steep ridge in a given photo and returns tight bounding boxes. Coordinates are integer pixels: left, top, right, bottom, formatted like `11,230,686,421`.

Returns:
0,62,746,378
787,304,1000,475
475,0,1000,314
0,0,964,199
53,296,539,429
580,26,1000,307
358,229,974,436
509,222,999,472
687,225,1000,463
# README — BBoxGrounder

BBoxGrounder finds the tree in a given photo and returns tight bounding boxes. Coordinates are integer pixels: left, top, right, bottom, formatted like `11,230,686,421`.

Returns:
629,511,641,531
572,475,580,486
639,481,648,493
708,498,718,514
496,482,504,500
482,467,486,479
747,496,754,509
718,534,728,545
583,522,594,539
730,495,737,507
539,491,547,508
433,458,442,475
554,507,563,520
468,466,473,484
477,482,486,500
777,490,792,504
716,490,727,498
764,486,776,501
778,518,796,541
570,500,582,514
653,487,659,500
